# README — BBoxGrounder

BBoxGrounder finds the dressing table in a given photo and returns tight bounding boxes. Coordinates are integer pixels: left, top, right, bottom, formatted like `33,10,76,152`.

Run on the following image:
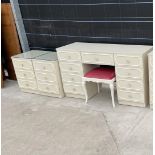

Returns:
57,42,153,107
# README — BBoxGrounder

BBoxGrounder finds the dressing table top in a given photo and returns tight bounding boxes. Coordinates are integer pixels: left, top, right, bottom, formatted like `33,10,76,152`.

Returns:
57,42,153,55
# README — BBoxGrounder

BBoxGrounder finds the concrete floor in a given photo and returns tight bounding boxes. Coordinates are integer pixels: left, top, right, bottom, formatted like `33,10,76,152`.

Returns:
1,80,153,155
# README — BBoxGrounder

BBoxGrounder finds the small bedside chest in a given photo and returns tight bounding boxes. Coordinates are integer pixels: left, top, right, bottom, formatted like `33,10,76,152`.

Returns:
33,52,64,98
12,50,64,98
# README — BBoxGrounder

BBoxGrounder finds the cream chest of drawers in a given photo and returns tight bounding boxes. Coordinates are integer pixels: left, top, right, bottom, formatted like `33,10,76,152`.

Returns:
148,51,153,108
57,51,98,99
12,50,64,98
57,42,152,107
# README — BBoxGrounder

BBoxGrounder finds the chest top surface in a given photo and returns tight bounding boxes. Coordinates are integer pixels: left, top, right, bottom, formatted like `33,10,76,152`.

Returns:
56,42,153,55
12,50,49,59
36,52,58,61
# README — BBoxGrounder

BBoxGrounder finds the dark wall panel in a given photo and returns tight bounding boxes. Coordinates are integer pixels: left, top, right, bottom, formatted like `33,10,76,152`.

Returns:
19,0,153,50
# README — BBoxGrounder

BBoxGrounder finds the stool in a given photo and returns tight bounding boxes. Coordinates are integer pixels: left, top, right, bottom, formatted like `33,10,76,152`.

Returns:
82,66,116,108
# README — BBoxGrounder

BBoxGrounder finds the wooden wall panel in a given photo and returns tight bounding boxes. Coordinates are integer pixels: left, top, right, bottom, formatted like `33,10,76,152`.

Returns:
1,3,21,80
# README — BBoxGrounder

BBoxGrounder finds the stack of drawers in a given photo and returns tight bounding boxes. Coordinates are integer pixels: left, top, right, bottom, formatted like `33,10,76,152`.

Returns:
115,54,147,107
12,50,64,98
12,50,47,92
32,52,64,98
57,51,98,99
148,52,153,108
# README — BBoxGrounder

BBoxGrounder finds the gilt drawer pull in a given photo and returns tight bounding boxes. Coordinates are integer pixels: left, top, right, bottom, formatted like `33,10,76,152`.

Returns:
126,60,130,64
73,88,76,91
127,72,131,76
44,77,48,80
95,58,99,61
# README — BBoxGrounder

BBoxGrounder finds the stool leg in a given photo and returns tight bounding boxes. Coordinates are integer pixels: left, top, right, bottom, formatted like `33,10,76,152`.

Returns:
97,83,100,93
109,83,115,108
82,80,88,104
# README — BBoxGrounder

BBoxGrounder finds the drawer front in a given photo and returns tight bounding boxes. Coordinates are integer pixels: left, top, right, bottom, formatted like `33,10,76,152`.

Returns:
57,51,81,62
33,61,56,72
61,73,82,83
81,53,114,65
18,80,37,90
15,70,35,80
13,59,33,70
35,72,57,83
115,54,142,67
117,79,143,91
37,82,59,94
59,62,83,75
118,89,144,103
63,84,84,95
116,67,143,79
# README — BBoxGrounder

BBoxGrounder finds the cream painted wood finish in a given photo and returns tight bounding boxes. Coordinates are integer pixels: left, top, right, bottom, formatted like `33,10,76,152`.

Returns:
57,42,152,107
12,51,64,98
148,51,153,108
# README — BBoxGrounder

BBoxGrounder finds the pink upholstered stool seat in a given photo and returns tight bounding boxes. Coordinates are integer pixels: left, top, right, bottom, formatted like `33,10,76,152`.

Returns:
82,66,116,108
84,66,115,80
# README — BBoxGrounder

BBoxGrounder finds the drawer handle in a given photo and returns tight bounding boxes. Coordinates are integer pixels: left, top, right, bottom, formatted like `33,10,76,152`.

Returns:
70,67,73,71
127,72,131,76
21,64,24,67
73,88,76,91
126,60,131,64
43,66,46,70
44,77,48,80
23,74,26,77
68,56,71,59
26,83,29,87
128,95,132,98
95,58,99,61
71,78,74,81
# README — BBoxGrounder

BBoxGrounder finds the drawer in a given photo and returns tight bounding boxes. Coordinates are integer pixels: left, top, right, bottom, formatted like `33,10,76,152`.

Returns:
33,60,56,72
57,51,81,62
63,83,84,95
12,58,33,70
18,80,37,90
117,79,143,91
115,54,142,67
116,67,143,79
59,62,83,75
15,70,35,80
118,89,144,103
61,73,82,83
37,82,59,94
35,72,57,83
81,53,114,66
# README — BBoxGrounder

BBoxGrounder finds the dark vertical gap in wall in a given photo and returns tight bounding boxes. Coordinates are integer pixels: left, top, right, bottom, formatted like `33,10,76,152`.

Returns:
18,0,153,50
